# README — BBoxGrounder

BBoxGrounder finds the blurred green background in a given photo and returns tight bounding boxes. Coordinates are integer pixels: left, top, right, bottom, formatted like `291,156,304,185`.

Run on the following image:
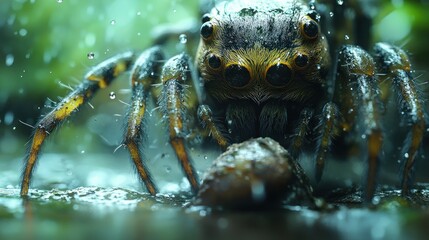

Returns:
0,0,199,159
1,1,429,240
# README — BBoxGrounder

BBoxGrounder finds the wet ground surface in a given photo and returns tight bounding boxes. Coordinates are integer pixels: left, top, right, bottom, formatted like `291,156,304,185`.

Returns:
1,152,429,240
2,186,429,240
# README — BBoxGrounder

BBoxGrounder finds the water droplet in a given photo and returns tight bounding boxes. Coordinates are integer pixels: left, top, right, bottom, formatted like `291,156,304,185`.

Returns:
199,209,208,217
337,0,344,5
110,20,116,25
329,12,334,17
165,166,171,173
87,52,95,59
371,196,380,205
4,112,14,125
57,0,63,3
81,150,85,154
179,34,187,44
5,54,14,66
404,153,409,158
204,155,208,160
109,91,116,99
344,35,350,40
19,28,27,37
136,11,141,16
12,126,16,130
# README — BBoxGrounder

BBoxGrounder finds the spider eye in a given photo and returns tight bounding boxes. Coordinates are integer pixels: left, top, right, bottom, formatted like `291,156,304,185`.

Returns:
294,53,309,69
224,64,251,88
301,19,319,39
200,22,214,39
307,10,320,22
201,14,211,23
207,53,221,69
266,63,292,87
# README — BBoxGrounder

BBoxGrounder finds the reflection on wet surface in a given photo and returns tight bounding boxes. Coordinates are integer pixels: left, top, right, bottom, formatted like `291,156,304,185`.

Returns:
1,145,429,240
1,184,429,240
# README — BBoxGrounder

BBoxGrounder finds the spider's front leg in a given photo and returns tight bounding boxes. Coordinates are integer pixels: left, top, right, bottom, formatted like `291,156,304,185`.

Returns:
334,45,383,201
158,53,200,193
122,47,164,195
21,52,135,196
373,43,425,195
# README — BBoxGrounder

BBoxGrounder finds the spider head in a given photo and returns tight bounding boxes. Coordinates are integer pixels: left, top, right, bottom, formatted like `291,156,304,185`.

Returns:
196,0,330,104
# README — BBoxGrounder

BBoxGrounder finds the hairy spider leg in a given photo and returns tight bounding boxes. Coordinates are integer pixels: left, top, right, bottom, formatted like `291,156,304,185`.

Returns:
21,52,135,196
289,108,314,158
335,45,383,201
122,47,165,195
314,102,340,183
159,53,200,193
373,43,426,195
197,104,229,150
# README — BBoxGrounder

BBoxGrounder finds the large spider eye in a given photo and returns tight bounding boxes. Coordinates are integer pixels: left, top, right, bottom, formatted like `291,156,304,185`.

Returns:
301,19,319,39
200,22,214,39
266,63,292,87
224,64,251,88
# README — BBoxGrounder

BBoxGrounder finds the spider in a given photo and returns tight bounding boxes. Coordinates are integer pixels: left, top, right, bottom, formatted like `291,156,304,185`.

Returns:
21,0,426,202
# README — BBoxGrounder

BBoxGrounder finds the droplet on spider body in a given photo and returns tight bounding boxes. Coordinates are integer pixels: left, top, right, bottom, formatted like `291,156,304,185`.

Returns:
109,91,116,99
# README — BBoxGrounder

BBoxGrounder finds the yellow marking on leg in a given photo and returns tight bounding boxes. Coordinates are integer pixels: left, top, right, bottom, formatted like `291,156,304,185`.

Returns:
21,129,47,196
113,62,127,77
170,138,199,193
127,142,157,195
86,75,108,88
54,95,84,120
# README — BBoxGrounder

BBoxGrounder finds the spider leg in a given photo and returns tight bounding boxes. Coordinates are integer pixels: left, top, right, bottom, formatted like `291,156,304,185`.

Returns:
122,47,164,195
335,45,383,201
290,108,314,157
314,103,340,182
373,43,426,195
159,53,200,193
21,52,135,196
197,104,229,150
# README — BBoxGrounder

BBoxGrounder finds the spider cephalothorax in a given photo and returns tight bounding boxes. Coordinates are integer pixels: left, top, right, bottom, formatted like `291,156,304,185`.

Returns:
21,0,426,203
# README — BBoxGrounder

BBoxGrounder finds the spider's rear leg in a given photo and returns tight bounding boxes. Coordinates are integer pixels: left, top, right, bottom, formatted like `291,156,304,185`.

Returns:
122,47,164,195
159,53,200,193
335,45,383,202
373,43,426,195
21,52,135,196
